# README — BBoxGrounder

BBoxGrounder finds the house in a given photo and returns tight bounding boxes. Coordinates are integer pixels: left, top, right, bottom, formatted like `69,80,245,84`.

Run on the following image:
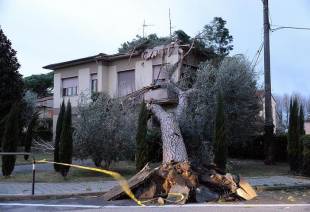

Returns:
36,96,53,119
256,90,279,133
43,43,205,134
305,116,310,135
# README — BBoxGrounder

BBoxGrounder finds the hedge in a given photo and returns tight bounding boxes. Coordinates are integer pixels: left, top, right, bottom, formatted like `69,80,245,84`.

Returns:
228,134,288,162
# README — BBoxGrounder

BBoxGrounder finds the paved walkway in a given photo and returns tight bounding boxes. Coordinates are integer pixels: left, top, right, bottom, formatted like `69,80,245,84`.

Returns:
0,181,117,195
247,176,310,188
0,176,310,196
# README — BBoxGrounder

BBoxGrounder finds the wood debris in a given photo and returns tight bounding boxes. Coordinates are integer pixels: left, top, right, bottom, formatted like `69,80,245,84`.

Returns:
103,161,257,204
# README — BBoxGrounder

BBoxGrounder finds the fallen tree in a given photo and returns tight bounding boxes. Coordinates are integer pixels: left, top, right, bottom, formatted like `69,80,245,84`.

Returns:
103,43,257,204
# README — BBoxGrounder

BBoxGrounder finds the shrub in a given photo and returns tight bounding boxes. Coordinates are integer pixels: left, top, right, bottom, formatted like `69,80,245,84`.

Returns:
301,135,310,176
228,134,287,162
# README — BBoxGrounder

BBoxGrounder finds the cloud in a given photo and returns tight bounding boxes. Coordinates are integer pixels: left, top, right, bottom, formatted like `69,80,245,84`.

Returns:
1,0,309,95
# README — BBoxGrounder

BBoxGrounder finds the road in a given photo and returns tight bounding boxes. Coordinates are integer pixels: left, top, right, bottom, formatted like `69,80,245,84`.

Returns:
1,202,310,212
1,189,309,211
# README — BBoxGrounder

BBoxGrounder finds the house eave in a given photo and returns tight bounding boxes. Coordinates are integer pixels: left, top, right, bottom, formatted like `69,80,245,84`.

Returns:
43,52,140,70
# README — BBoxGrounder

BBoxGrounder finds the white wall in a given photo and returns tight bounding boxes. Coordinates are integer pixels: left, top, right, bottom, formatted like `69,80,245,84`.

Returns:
260,96,278,133
52,46,182,134
305,122,310,135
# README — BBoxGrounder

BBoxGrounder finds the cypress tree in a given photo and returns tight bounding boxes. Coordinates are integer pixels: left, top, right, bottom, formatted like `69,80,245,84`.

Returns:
59,100,73,177
299,105,305,136
24,111,39,160
54,100,65,172
0,28,24,141
135,101,149,171
288,97,300,172
213,91,227,170
298,104,305,171
1,103,20,176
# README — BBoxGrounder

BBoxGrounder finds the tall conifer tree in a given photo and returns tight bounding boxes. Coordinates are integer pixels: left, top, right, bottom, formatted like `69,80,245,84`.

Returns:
213,91,227,170
54,101,65,172
24,111,39,160
0,28,24,139
299,105,305,136
288,98,300,172
135,101,149,171
1,103,20,176
59,100,73,177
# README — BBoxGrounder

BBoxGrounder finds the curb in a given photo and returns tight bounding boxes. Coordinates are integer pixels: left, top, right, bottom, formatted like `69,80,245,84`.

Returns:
254,184,310,192
0,191,106,201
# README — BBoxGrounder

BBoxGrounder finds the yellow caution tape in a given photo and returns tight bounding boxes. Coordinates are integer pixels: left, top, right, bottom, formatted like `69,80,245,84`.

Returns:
37,159,144,206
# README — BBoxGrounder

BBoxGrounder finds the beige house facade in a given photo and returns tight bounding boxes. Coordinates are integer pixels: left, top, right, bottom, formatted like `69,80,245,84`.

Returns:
305,118,310,135
256,90,278,133
36,96,53,119
44,44,203,134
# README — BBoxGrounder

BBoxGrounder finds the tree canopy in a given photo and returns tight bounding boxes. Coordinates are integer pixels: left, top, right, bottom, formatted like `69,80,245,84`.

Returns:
0,27,24,123
200,17,233,57
179,55,261,163
118,17,233,59
118,34,171,53
24,72,53,97
73,93,138,168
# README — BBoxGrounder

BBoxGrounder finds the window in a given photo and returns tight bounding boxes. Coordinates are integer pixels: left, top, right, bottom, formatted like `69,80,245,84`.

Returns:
62,77,78,96
118,70,135,96
91,74,98,93
153,64,169,84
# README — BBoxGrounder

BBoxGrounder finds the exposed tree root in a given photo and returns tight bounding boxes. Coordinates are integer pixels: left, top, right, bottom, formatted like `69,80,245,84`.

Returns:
103,162,257,205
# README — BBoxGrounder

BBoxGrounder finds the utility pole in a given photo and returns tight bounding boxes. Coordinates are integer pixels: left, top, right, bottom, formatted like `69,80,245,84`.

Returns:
263,0,274,164
169,8,172,38
142,20,154,38
142,20,146,38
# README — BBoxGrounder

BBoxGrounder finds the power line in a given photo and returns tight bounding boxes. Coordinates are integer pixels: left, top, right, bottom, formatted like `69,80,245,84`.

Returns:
271,25,310,32
251,41,264,70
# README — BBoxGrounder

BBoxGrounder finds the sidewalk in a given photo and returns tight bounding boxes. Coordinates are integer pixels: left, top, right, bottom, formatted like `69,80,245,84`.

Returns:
247,176,310,190
0,181,116,196
0,176,310,196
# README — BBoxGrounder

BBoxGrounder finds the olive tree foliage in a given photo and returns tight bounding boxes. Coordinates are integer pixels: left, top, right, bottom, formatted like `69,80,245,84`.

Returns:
21,91,37,126
73,93,138,168
178,55,261,161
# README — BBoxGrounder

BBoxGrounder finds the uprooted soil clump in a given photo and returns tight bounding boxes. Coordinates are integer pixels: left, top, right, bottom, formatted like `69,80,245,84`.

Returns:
103,161,257,205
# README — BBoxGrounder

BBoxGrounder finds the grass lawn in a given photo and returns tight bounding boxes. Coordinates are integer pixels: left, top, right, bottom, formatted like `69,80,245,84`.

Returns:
0,152,54,166
0,155,291,183
0,160,137,183
229,159,290,177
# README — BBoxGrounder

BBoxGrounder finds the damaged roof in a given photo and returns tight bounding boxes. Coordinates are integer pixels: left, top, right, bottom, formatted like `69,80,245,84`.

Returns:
43,52,140,70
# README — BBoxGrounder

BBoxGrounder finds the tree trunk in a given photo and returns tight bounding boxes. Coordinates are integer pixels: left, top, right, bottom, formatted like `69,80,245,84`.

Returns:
148,104,188,163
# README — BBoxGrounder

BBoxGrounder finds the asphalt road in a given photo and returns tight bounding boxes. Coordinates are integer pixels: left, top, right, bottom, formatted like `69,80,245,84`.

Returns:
1,203,310,212
1,189,310,212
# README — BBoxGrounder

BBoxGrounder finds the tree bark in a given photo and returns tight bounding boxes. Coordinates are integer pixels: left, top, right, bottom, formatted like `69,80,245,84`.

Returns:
173,87,196,122
148,104,188,163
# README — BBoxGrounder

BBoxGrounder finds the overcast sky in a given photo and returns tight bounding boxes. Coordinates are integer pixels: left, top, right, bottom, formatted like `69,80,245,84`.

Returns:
0,0,309,95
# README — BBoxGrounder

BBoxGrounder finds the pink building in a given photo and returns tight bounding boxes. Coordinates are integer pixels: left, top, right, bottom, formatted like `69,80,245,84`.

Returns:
305,118,310,135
